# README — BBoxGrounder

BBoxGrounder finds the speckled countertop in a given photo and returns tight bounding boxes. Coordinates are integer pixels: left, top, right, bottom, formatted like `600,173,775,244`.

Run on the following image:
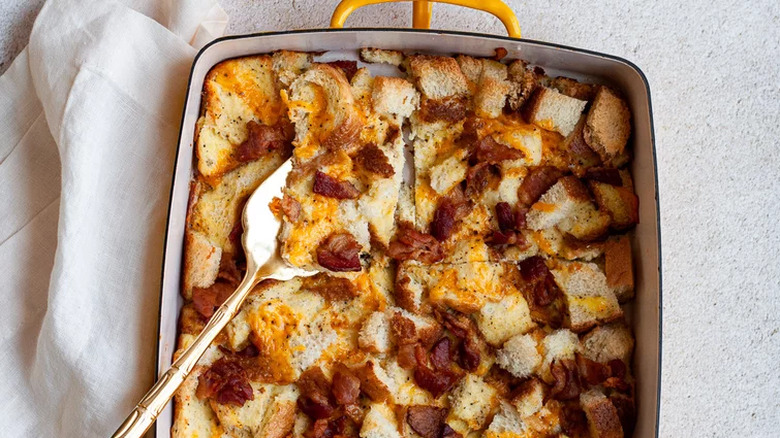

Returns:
1,0,778,436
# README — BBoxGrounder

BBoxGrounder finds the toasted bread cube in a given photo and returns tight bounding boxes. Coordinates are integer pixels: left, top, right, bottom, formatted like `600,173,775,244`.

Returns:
372,76,420,120
604,235,634,301
580,389,624,438
408,55,470,99
354,360,395,403
475,293,535,346
272,50,312,86
532,227,604,261
456,55,483,84
474,60,511,118
182,229,221,298
523,87,587,136
486,401,527,436
495,334,541,378
539,329,579,382
550,76,597,101
449,374,499,431
511,378,545,418
526,176,591,230
589,181,639,230
551,261,622,332
429,152,468,195
584,86,631,161
507,60,539,110
390,307,441,346
210,383,298,438
360,47,404,66
360,403,403,438
359,311,392,354
172,365,220,437
557,201,611,241
581,323,634,365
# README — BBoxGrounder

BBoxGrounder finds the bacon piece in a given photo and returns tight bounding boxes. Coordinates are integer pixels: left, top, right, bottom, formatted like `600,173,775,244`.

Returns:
577,354,610,386
420,96,468,122
441,424,462,438
440,311,482,372
196,358,254,406
610,395,636,435
519,256,550,282
464,162,499,198
473,136,524,164
313,171,360,200
354,143,394,178
429,337,453,371
316,232,362,272
191,281,234,319
608,359,627,379
297,367,336,420
560,404,589,437
413,361,462,398
520,257,561,307
302,273,359,301
406,406,448,438
517,166,563,206
515,206,528,230
387,224,444,264
585,167,622,186
550,359,581,400
431,189,471,241
281,194,302,222
326,60,358,81
236,121,290,162
495,202,516,231
493,47,508,61
603,376,631,392
332,366,361,405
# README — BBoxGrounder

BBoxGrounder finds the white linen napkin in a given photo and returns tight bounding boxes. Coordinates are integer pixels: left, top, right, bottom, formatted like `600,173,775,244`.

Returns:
0,0,227,435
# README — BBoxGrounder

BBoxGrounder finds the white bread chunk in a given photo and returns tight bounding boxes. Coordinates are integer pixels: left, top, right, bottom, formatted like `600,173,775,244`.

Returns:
354,360,396,403
390,307,441,345
524,87,587,136
495,334,541,378
507,59,539,110
428,152,468,195
581,323,634,365
359,311,392,354
455,55,483,84
360,403,403,438
449,374,498,432
539,329,579,382
557,199,611,241
580,389,624,438
475,293,535,346
360,47,404,66
584,86,631,161
408,55,470,99
486,401,527,436
182,229,222,298
474,59,511,118
551,261,622,332
526,176,591,230
511,378,545,418
372,76,420,122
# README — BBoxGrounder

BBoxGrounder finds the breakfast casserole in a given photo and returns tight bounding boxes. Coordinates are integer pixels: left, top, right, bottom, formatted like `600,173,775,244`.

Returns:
175,47,639,438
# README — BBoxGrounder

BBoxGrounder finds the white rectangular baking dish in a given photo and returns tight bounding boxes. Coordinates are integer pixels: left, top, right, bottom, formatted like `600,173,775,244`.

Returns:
154,28,661,438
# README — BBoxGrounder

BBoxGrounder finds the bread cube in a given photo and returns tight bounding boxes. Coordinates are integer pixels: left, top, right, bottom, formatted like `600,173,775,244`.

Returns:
523,87,587,136
551,261,622,332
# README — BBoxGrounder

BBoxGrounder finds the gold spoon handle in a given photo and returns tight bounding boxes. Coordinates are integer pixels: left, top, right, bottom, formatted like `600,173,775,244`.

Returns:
112,265,259,438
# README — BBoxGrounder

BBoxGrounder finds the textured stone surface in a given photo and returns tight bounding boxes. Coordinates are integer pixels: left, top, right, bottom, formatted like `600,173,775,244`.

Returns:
1,0,778,436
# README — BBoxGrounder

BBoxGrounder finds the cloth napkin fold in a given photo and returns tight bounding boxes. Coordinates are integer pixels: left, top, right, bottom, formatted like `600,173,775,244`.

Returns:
0,0,227,435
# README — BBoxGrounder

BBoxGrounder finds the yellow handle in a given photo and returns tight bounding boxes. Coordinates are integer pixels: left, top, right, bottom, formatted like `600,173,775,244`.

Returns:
331,0,521,38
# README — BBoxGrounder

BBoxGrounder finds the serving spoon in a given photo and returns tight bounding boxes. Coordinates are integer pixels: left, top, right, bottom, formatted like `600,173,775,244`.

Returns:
112,159,315,438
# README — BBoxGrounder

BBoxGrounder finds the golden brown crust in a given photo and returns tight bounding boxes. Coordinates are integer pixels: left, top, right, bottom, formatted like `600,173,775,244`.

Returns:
604,235,634,302
584,86,632,161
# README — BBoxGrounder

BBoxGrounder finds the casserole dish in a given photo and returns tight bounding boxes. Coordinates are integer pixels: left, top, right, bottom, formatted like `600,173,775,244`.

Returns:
154,1,660,436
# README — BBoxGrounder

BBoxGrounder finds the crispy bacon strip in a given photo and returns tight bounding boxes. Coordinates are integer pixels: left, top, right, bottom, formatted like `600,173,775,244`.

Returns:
517,166,563,206
196,358,254,406
473,136,524,164
406,406,448,438
280,194,301,223
495,202,515,231
413,343,462,398
431,188,471,241
440,311,482,372
236,121,290,162
585,167,622,186
464,162,499,198
354,143,394,178
326,60,358,81
191,281,234,319
313,171,360,199
550,359,581,400
387,224,444,264
297,367,335,420
332,366,361,405
316,232,362,272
